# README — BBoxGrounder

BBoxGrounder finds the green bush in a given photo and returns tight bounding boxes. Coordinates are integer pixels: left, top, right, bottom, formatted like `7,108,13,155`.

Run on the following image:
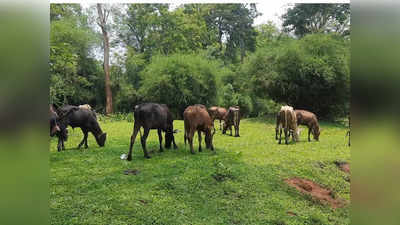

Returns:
138,54,225,118
241,34,350,119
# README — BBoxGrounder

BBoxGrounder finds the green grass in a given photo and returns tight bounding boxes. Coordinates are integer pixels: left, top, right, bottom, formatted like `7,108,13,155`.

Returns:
50,116,350,225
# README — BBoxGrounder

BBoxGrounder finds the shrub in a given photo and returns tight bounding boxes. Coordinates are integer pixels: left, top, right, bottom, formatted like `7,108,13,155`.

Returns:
240,34,350,119
139,54,225,118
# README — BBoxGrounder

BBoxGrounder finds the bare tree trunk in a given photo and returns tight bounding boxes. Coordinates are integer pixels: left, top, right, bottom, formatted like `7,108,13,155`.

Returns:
97,4,113,115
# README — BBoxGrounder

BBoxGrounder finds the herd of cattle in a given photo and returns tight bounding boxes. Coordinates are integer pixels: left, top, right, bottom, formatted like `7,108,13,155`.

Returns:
50,103,322,160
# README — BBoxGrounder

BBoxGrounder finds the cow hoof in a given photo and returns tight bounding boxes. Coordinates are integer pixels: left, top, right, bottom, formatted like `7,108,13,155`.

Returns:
85,146,88,149
173,145,178,149
127,156,132,161
190,151,195,155
145,155,151,159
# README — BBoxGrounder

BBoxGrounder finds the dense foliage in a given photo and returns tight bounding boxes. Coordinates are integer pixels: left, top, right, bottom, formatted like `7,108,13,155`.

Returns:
138,54,224,118
240,34,350,118
50,3,350,119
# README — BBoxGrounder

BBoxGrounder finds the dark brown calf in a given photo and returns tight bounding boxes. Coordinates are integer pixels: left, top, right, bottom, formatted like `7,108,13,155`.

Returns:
208,106,227,130
222,106,240,137
184,104,215,154
295,109,321,141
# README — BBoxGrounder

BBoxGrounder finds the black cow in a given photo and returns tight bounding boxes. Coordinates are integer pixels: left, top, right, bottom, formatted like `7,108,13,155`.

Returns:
56,105,106,151
127,103,177,161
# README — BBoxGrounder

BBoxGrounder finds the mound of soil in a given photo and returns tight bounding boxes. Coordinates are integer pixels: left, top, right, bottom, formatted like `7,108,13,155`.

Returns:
124,169,140,175
285,178,346,209
334,161,350,174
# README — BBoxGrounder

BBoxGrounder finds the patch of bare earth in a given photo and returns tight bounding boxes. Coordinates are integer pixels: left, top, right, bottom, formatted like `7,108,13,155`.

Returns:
334,161,350,174
285,178,346,209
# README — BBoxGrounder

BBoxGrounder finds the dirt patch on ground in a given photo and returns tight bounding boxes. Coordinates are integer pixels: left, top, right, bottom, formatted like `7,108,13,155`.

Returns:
285,178,346,209
124,169,140,175
334,161,350,174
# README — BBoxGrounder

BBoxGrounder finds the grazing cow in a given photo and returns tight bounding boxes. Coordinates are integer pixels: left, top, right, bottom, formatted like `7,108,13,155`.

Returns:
49,104,60,137
208,106,227,130
277,106,299,144
57,105,106,150
127,103,177,161
222,106,240,137
295,110,321,142
183,104,215,154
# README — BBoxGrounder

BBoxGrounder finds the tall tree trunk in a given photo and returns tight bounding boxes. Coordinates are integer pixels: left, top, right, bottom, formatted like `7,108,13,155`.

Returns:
97,4,113,114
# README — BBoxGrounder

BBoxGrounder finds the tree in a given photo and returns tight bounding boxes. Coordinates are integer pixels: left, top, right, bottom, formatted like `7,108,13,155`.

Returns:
204,4,260,63
282,4,350,37
96,3,113,114
50,4,101,106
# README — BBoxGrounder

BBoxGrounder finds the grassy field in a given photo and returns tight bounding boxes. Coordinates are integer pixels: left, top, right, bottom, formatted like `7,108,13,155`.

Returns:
50,116,350,225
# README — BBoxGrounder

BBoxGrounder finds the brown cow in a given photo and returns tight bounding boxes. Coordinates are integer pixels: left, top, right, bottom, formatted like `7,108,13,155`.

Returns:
222,106,240,137
277,106,299,144
208,106,227,130
295,109,321,141
183,104,215,154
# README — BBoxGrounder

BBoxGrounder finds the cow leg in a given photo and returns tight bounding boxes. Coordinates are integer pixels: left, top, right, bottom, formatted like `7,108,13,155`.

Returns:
172,134,178,149
189,129,195,154
219,119,222,130
57,136,62,152
230,126,233,136
235,122,240,137
61,139,65,150
198,130,202,152
78,129,89,149
284,128,289,144
308,127,311,142
127,123,140,161
141,128,151,159
84,130,89,149
158,129,163,152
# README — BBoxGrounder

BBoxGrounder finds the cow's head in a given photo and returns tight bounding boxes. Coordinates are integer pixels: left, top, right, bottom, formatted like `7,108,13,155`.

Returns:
50,105,60,137
313,127,321,141
164,128,177,149
95,133,107,147
222,121,228,134
50,115,60,137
